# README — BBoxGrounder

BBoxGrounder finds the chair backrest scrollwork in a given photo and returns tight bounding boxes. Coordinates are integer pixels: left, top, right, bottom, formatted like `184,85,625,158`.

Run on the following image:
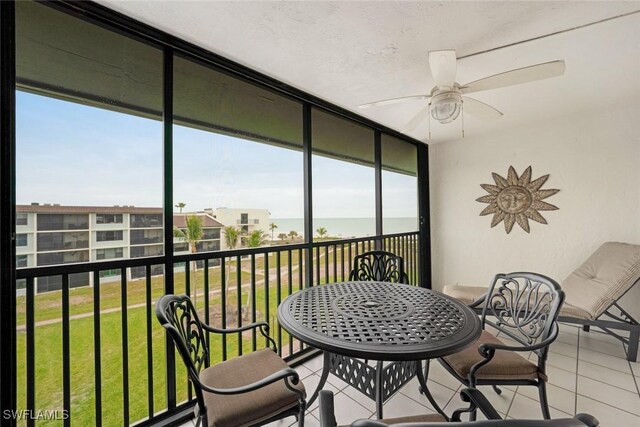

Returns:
349,250,409,284
481,272,564,357
156,294,209,414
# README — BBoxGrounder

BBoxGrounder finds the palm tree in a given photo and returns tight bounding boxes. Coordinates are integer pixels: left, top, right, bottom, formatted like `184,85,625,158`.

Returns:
174,202,186,213
223,226,241,298
269,222,278,241
173,215,203,305
288,230,299,240
316,227,328,239
246,229,269,248
243,229,269,313
277,232,288,241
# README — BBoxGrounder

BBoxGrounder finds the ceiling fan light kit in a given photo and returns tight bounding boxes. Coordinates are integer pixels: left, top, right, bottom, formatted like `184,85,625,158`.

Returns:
359,50,565,139
429,90,462,124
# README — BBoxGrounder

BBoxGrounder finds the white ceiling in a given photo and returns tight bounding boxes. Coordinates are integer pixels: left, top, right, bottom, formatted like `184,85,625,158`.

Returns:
98,1,640,144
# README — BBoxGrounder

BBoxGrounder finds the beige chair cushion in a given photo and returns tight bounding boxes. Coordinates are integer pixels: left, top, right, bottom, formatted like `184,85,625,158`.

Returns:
442,331,541,381
561,242,640,319
341,414,446,427
199,348,305,427
558,303,592,320
443,284,592,320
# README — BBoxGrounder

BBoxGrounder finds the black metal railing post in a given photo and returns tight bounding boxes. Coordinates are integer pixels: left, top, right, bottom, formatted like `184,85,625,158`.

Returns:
374,130,383,250
0,1,16,423
303,103,313,288
417,143,431,288
162,46,177,410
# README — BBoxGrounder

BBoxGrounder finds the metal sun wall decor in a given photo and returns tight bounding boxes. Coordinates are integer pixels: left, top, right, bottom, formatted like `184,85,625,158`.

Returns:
476,166,559,234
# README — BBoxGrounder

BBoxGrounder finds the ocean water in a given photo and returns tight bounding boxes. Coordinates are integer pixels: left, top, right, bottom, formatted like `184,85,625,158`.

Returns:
270,218,418,239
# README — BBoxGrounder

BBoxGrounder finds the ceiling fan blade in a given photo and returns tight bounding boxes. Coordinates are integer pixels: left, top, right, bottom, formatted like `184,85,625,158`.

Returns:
429,50,457,88
358,95,429,109
402,105,431,133
461,60,565,94
462,97,503,120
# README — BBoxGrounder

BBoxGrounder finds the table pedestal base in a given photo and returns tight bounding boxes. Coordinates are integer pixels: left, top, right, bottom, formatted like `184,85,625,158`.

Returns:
306,352,448,420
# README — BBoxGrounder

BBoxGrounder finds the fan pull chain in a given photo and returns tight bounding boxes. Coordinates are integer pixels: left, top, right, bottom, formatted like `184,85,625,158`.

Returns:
461,101,465,138
428,103,432,140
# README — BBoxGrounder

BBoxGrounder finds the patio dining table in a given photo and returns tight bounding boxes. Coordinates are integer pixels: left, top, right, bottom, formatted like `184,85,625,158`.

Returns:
277,281,482,419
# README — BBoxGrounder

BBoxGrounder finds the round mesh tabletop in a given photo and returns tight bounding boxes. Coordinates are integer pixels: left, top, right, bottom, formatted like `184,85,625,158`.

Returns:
278,281,481,361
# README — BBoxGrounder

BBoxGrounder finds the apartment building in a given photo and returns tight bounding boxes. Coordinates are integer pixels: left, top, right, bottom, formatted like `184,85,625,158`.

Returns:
16,204,224,293
207,208,270,235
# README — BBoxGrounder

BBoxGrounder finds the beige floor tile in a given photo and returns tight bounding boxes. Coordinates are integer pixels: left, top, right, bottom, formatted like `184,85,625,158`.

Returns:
577,359,636,392
507,393,572,420
517,383,576,415
340,386,377,412
580,329,628,346
579,335,628,358
301,355,324,373
302,373,339,412
577,376,640,415
310,391,372,426
556,330,579,346
325,373,351,391
576,395,640,427
579,347,634,373
550,340,580,358
546,365,577,392
624,344,640,373
295,364,315,380
473,385,516,415
546,350,578,373
427,361,465,391
380,392,435,419
398,377,458,413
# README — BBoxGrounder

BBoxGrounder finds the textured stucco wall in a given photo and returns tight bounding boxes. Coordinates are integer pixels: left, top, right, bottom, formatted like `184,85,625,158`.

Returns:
429,101,640,317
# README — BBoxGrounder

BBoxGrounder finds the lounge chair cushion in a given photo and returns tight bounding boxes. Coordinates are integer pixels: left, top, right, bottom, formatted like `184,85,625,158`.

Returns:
562,242,640,319
443,284,592,320
441,331,541,381
199,348,305,427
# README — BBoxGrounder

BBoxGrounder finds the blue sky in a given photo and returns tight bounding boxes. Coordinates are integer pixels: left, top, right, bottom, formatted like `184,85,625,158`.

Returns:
17,91,417,218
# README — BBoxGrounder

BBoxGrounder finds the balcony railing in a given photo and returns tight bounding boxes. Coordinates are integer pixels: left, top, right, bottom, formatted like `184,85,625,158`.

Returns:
15,231,419,427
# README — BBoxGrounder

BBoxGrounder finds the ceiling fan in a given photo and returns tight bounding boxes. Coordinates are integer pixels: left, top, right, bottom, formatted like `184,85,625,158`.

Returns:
359,50,565,134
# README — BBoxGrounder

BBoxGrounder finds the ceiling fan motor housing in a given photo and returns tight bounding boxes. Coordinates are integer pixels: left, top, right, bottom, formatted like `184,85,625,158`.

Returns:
430,88,463,124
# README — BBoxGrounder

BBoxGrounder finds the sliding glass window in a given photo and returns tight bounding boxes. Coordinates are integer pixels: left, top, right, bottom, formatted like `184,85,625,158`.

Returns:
173,55,304,250
14,2,164,425
311,108,375,239
15,1,164,275
381,134,419,233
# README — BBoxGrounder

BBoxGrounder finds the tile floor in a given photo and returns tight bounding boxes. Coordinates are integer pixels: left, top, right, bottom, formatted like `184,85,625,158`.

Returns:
184,323,640,426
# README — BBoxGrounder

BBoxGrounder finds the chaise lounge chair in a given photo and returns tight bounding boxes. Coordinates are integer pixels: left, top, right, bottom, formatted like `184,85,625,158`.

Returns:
443,242,640,361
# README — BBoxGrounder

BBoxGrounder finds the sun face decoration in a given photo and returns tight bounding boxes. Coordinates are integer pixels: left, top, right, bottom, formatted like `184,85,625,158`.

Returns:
476,166,559,234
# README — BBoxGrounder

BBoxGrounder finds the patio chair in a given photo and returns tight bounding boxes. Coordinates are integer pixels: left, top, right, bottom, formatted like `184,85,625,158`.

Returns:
443,242,640,361
349,250,409,284
155,294,306,427
318,389,599,427
439,272,564,420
